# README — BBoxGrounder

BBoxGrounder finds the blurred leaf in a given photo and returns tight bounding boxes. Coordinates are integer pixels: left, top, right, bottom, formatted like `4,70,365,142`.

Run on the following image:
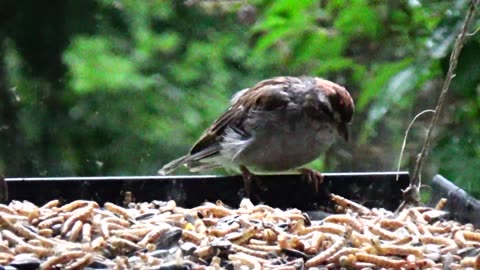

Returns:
333,0,381,39
264,0,316,16
136,31,181,58
357,59,414,110
360,60,425,142
253,15,287,31
64,37,149,94
314,57,355,76
422,0,471,59
427,22,462,59
445,40,480,96
434,137,480,198
252,27,292,54
251,0,316,57
295,31,346,66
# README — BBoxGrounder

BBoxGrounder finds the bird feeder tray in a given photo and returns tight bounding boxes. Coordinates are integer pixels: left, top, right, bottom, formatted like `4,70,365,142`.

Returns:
4,172,409,211
428,174,480,226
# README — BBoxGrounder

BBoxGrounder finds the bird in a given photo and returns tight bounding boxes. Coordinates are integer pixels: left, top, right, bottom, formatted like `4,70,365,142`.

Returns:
158,76,354,195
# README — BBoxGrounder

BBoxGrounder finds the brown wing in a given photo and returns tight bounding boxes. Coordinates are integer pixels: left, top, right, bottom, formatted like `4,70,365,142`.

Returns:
189,76,292,155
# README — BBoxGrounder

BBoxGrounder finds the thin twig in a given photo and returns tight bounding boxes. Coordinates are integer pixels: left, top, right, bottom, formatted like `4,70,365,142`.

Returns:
400,0,478,210
467,26,480,36
395,110,435,182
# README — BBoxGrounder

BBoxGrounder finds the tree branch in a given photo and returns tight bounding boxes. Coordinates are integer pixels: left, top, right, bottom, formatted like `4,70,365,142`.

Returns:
399,0,479,210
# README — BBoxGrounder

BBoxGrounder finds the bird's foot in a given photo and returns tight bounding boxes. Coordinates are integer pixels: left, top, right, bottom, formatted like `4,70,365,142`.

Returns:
298,168,324,193
0,175,7,203
239,166,267,198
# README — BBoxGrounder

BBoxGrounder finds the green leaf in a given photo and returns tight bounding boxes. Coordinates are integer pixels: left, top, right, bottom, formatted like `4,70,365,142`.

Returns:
295,31,346,66
253,15,287,31
334,0,381,39
251,0,317,58
313,57,355,76
252,27,292,54
63,37,148,94
136,31,181,58
359,61,428,142
266,0,316,16
357,59,414,110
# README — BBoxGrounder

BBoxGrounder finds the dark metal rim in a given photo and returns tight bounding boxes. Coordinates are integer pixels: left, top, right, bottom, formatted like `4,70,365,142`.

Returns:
6,171,409,182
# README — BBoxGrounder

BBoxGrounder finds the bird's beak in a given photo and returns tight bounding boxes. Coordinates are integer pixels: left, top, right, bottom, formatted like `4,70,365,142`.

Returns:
337,122,349,142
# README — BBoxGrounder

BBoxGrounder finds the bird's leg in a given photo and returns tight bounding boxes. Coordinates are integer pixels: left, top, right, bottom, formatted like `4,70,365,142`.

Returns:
298,168,324,193
239,166,268,198
0,175,7,203
239,165,254,198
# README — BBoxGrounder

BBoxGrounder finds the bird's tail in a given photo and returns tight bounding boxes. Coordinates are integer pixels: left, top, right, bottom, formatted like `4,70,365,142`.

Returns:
158,145,222,175
158,155,189,175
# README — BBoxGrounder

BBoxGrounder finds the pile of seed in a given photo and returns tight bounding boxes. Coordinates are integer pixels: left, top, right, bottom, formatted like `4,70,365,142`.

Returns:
0,194,479,270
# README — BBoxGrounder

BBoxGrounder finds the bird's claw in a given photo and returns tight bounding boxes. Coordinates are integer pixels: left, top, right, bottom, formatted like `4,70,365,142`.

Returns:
299,168,324,193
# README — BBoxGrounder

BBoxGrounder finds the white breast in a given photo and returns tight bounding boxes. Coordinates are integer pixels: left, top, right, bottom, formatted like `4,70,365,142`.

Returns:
220,108,336,172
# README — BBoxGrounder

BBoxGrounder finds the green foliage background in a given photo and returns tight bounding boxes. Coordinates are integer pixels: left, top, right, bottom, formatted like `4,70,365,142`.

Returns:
0,0,479,197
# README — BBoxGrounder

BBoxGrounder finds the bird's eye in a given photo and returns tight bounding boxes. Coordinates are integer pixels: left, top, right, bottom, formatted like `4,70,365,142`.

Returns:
319,103,334,120
333,111,341,122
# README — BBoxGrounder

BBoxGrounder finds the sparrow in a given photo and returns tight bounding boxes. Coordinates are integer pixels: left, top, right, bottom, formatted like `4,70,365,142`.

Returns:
158,76,354,194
